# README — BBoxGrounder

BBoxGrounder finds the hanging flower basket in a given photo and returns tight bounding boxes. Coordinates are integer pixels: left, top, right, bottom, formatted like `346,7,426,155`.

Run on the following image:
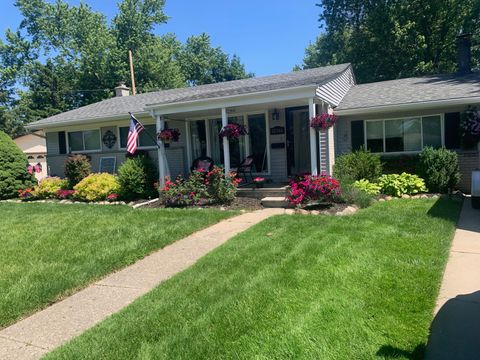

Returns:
310,113,338,131
157,128,181,143
219,123,248,141
461,106,480,149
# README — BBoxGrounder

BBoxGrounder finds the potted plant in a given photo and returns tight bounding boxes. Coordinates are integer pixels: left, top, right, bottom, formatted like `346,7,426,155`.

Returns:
219,123,248,141
157,128,181,144
310,113,338,131
253,177,266,188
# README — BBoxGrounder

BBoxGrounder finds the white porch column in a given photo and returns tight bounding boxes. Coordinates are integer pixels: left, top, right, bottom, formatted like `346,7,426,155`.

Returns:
309,98,318,176
156,115,166,186
221,107,231,175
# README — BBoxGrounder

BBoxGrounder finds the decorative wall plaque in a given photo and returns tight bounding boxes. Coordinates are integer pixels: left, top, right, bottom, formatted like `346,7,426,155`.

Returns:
102,130,117,149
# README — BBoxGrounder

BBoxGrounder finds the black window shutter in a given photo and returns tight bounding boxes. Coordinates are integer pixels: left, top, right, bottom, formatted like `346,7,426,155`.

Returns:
444,112,461,149
58,131,67,154
351,120,365,151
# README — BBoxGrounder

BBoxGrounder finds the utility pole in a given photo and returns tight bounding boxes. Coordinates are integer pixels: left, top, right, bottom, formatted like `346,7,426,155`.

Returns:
128,49,137,95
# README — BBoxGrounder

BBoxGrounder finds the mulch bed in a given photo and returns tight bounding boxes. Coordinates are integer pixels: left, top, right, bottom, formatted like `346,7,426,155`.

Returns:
141,197,263,211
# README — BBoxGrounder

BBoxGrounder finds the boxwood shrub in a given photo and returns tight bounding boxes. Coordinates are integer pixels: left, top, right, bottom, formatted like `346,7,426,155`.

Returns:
333,148,382,182
417,147,460,193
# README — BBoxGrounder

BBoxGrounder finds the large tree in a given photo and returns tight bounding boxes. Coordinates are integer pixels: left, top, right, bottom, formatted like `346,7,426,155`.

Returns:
0,0,252,136
302,0,480,83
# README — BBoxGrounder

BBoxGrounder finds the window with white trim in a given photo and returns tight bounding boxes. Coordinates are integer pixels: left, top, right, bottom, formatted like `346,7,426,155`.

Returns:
365,115,442,153
119,124,157,148
68,130,101,152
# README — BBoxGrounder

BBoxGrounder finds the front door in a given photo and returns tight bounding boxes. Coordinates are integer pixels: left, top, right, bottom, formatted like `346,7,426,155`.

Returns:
286,107,311,176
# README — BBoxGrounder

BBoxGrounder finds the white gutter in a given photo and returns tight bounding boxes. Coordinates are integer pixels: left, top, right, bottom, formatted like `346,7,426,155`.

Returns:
25,111,150,130
335,96,480,116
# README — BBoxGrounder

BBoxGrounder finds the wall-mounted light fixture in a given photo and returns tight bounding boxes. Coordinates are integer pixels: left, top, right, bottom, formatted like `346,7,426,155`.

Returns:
272,109,280,121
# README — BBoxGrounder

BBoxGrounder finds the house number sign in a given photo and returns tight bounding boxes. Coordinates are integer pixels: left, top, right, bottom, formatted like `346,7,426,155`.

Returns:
270,126,285,135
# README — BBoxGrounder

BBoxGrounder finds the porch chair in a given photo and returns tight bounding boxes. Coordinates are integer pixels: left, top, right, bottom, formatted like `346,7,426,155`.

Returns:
232,155,255,185
191,156,214,173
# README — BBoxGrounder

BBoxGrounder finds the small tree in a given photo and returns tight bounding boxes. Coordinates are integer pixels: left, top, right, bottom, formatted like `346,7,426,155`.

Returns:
117,155,157,200
0,131,37,199
64,154,91,188
417,147,460,193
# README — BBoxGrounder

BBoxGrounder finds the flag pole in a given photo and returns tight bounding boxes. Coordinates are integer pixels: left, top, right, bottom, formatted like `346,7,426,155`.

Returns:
128,49,137,96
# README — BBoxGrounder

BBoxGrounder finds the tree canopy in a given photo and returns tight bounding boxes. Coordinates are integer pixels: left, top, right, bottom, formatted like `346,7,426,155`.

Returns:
0,0,252,137
301,0,480,83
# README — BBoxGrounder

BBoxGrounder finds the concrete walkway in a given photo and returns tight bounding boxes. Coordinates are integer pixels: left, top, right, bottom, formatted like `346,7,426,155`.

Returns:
425,198,480,360
0,208,283,360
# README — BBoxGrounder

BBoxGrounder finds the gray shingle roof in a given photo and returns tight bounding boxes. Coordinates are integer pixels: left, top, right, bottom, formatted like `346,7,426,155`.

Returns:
336,72,480,111
28,63,351,128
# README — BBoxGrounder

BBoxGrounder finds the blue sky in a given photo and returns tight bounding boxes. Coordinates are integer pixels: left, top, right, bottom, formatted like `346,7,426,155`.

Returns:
1,0,323,76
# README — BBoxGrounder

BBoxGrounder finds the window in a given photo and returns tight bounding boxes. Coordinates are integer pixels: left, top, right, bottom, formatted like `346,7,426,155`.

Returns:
119,124,157,149
365,115,442,153
248,114,268,172
68,130,100,152
190,120,207,159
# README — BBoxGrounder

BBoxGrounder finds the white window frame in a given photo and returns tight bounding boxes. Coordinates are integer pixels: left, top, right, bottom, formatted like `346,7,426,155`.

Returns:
117,123,158,151
186,110,271,175
67,129,102,153
363,114,444,155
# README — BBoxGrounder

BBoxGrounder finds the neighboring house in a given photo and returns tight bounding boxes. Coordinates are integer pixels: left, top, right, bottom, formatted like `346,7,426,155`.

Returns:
13,131,48,181
26,44,480,192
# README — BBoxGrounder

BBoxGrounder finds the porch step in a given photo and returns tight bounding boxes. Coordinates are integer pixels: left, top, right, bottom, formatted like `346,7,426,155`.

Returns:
237,186,289,200
261,196,290,208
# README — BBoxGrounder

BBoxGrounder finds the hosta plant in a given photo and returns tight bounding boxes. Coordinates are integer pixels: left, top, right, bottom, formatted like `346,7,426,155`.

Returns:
353,179,381,195
378,173,428,197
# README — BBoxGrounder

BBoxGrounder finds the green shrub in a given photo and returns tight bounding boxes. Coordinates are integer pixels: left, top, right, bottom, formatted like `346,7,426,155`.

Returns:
159,166,240,207
73,173,120,202
417,147,460,193
159,171,209,207
353,179,381,195
335,181,375,208
205,166,240,204
333,149,382,182
33,177,68,199
118,156,158,200
0,131,36,199
65,155,91,188
378,173,428,197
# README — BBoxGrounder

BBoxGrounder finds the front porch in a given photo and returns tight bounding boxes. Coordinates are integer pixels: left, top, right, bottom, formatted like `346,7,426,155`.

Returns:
150,95,337,186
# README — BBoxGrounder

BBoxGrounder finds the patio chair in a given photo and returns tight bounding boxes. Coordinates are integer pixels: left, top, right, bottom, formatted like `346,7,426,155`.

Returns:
191,156,214,173
232,155,255,184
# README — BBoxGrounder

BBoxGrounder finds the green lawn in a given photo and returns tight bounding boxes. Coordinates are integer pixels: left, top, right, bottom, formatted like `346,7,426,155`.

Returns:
0,203,236,328
44,198,462,360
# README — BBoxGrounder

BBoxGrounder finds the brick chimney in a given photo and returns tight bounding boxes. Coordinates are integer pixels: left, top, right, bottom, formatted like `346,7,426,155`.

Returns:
114,82,130,97
457,33,472,75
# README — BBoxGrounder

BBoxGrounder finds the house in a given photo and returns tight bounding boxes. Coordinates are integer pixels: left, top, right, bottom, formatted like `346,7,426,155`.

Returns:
13,131,48,181
26,51,480,192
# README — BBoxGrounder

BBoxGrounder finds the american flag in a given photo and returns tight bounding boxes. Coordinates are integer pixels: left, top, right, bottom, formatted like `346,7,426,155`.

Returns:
127,114,145,154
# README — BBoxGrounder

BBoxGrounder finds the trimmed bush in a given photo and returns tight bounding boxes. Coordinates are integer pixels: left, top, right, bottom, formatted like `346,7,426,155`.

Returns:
0,131,36,199
287,174,341,207
118,156,157,201
378,173,428,197
65,155,91,188
74,173,120,202
417,147,460,193
33,177,68,199
333,149,382,182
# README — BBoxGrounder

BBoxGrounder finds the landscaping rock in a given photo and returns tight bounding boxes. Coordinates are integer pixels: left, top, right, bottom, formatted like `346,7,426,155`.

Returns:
311,210,320,215
379,198,386,202
285,209,295,215
297,209,310,215
336,206,358,216
402,194,411,199
385,196,393,201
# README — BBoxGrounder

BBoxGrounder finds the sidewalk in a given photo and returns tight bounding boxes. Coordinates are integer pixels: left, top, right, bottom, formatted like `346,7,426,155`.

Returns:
425,198,480,359
0,208,283,360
